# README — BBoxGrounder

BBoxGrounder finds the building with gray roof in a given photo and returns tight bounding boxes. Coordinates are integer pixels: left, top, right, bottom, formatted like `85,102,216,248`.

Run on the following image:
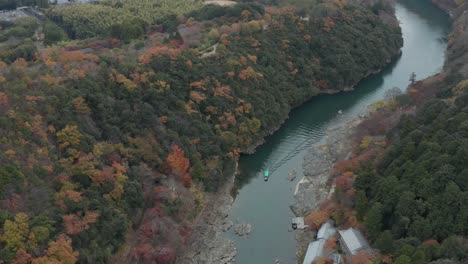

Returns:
302,221,337,264
338,228,371,256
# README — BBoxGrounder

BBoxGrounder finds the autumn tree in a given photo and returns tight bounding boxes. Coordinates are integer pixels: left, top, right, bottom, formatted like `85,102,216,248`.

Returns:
13,248,32,264
1,213,29,251
304,210,330,229
350,253,375,264
33,234,79,264
63,211,99,235
56,125,81,149
72,97,91,114
166,145,191,187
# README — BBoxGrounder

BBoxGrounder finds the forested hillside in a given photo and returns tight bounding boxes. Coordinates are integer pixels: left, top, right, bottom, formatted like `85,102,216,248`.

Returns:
356,1,468,262
308,1,468,263
356,81,468,263
0,1,402,263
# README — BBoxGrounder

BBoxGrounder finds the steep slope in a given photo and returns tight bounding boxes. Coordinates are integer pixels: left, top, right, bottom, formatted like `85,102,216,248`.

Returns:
0,1,403,263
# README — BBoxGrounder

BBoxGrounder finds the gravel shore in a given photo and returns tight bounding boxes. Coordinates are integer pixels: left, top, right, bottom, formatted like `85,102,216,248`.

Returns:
292,116,364,257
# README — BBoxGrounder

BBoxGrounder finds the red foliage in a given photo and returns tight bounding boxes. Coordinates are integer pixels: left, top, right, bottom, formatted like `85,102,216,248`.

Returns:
131,242,175,264
423,239,440,245
155,245,176,264
178,225,192,244
130,243,153,264
335,171,355,191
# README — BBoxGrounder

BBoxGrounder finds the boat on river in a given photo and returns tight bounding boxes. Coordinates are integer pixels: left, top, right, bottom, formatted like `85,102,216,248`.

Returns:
264,169,269,181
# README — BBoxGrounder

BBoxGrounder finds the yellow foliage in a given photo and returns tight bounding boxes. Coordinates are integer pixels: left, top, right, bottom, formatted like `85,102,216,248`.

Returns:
1,213,29,251
368,100,386,112
5,149,15,157
359,136,373,149
116,74,137,90
454,79,468,96
72,97,91,114
57,125,81,149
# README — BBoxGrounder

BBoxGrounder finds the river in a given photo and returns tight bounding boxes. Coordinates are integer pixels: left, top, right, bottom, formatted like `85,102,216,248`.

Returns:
225,1,450,263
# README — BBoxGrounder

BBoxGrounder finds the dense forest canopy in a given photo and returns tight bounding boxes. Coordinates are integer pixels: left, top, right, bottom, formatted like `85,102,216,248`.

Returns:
356,81,468,263
0,0,403,263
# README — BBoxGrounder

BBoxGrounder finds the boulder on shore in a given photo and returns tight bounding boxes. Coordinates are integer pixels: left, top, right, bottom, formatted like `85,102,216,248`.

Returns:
233,223,252,236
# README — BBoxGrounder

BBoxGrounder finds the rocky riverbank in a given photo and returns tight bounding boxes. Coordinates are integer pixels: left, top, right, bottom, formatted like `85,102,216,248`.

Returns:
176,165,237,264
291,115,364,257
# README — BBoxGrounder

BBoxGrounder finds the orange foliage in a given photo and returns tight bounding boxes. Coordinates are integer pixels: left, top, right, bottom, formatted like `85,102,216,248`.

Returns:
324,238,337,252
56,189,82,210
31,115,48,141
381,255,393,264
304,34,312,42
139,46,181,65
218,112,236,129
67,68,86,79
5,149,16,157
12,58,28,68
322,17,336,32
116,73,137,90
13,248,32,264
24,96,44,102
315,258,333,264
58,50,99,63
238,66,263,80
333,158,360,175
40,74,60,86
220,34,229,45
214,85,233,100
72,97,91,114
33,234,79,264
205,106,218,115
247,54,257,64
304,210,330,229
166,145,191,187
350,253,375,264
190,80,206,90
423,239,439,245
190,91,206,103
240,56,248,65
335,171,355,191
0,92,8,106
